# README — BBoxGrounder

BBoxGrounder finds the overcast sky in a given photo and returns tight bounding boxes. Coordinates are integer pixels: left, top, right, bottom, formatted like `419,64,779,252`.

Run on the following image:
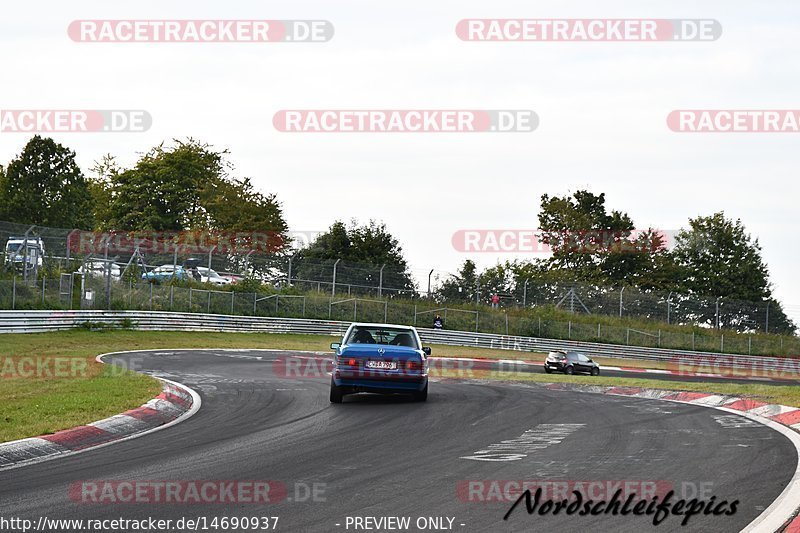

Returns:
2,1,799,323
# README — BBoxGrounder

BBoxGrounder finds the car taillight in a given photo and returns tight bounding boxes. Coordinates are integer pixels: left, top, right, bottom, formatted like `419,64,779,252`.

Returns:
405,360,423,372
348,358,357,366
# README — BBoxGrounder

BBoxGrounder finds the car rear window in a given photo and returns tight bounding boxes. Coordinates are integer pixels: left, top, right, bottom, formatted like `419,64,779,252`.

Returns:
346,327,419,349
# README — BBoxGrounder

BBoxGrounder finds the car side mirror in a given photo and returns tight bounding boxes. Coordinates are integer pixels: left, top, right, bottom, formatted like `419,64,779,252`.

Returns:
422,347,432,356
330,342,340,350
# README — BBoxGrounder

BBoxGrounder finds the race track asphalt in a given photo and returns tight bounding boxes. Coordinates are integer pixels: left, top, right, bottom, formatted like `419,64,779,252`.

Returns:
0,349,796,533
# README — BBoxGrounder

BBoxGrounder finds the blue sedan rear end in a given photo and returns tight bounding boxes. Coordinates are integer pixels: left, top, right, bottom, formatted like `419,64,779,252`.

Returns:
329,323,430,403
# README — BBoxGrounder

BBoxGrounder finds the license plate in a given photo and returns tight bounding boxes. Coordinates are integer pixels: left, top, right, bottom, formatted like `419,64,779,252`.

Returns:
366,360,397,370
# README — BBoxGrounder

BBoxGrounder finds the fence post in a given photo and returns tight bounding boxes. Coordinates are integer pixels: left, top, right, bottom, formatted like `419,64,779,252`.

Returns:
378,264,385,298
748,336,751,355
666,291,672,324
332,259,341,296
232,291,235,315
475,311,478,333
384,301,388,323
302,297,306,317
626,328,630,345
353,300,357,321
505,313,509,336
189,287,192,310
619,287,625,317
538,317,541,337
523,279,529,308
149,283,153,310
658,330,661,347
597,323,600,339
253,293,257,315
170,285,174,310
720,334,724,353
692,331,695,351
413,305,417,325
41,277,46,305
568,321,571,339
715,297,721,329
207,292,211,314
12,276,16,310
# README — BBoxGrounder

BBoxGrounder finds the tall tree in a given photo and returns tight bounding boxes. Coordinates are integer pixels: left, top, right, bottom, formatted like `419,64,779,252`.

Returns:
674,213,769,300
537,190,678,288
0,136,94,229
436,259,480,303
295,220,415,293
672,212,794,333
101,140,226,231
97,139,288,239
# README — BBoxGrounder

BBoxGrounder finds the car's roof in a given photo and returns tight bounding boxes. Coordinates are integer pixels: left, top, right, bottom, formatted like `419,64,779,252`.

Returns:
349,322,416,330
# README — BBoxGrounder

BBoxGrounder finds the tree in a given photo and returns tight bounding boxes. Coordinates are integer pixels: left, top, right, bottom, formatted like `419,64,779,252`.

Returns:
672,212,795,333
436,259,480,303
536,190,688,296
674,213,769,300
0,136,94,229
295,220,415,293
100,140,226,231
96,138,288,238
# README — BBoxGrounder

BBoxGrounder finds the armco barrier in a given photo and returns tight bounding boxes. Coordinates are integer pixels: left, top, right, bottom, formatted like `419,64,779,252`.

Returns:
0,310,797,372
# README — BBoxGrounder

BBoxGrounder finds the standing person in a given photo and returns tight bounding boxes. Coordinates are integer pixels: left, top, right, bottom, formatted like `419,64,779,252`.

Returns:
491,293,500,309
433,314,444,329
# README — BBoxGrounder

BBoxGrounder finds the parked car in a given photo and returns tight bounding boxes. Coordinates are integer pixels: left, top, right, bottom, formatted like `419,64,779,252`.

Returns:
4,236,45,275
142,265,187,282
329,323,431,403
221,273,244,284
197,267,232,286
544,350,600,376
76,261,121,280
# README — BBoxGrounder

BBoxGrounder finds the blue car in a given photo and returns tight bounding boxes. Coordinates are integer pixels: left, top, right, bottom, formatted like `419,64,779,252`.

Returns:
141,265,188,282
330,323,430,403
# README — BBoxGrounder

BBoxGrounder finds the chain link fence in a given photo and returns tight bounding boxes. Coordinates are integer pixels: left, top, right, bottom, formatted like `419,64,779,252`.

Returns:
1,275,799,357
0,220,797,356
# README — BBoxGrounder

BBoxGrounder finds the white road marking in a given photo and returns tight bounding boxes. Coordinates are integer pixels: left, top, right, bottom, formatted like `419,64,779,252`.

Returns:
460,424,585,462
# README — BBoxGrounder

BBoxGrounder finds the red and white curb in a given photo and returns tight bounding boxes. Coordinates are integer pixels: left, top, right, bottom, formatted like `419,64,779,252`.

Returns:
431,355,800,384
528,382,800,533
0,356,200,472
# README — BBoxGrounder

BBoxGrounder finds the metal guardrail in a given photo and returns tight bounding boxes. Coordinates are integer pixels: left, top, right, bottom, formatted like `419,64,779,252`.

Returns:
0,310,796,370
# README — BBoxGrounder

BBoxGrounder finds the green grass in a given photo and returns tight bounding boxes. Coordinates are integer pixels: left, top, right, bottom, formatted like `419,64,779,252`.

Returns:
1,329,797,443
